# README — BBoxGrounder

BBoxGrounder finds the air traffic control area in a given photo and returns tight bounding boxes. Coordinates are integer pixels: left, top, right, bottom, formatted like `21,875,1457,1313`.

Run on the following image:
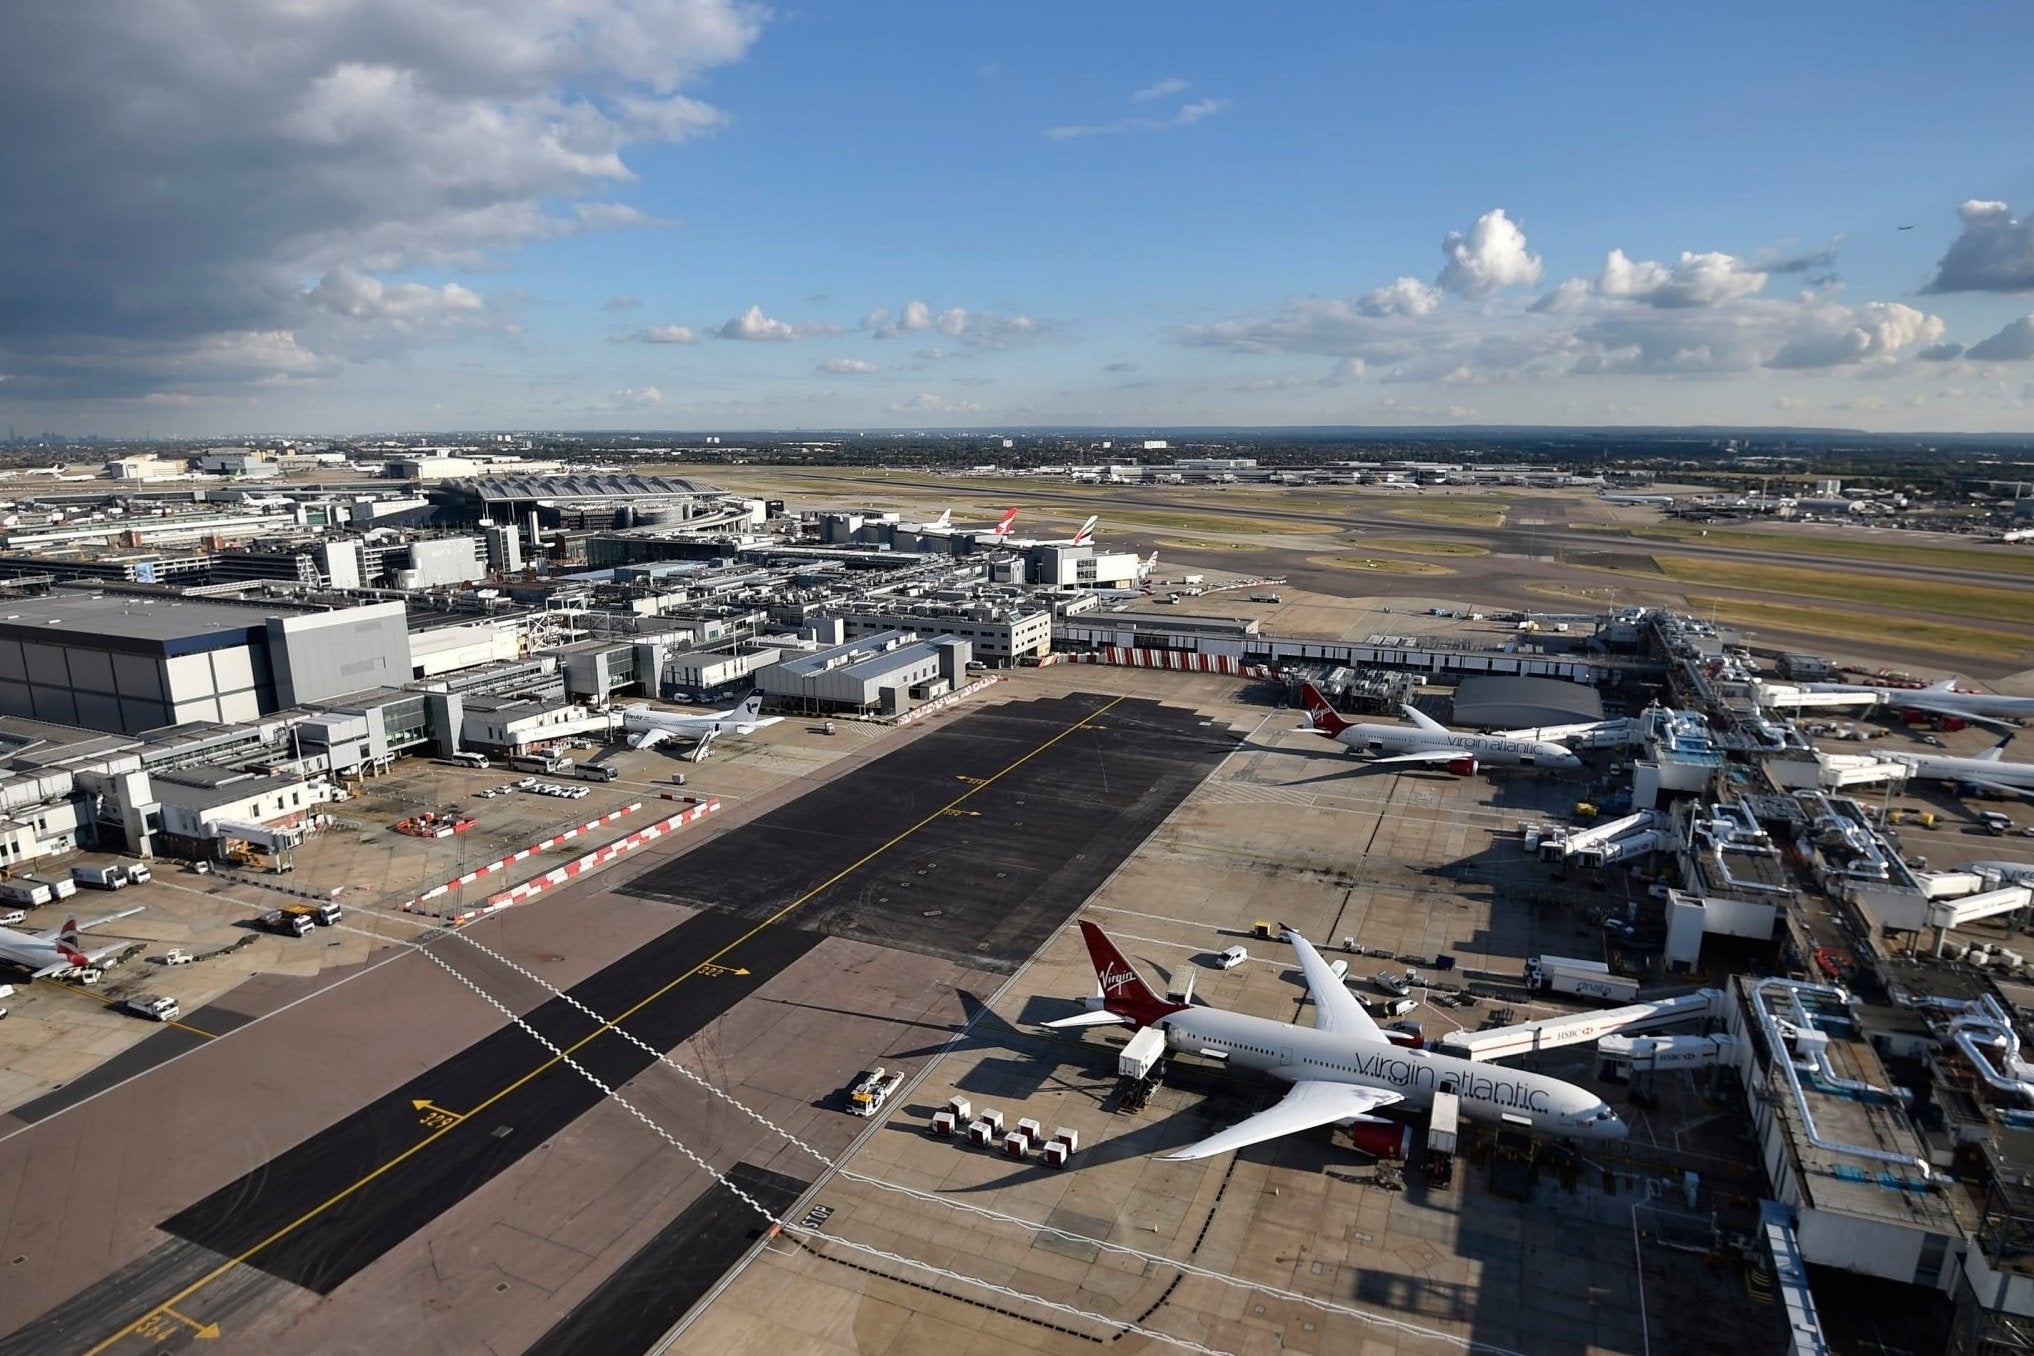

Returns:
0,468,2030,1355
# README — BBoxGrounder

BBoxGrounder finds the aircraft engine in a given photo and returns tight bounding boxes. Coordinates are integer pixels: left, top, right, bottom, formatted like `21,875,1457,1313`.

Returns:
1446,756,1479,776
1341,1120,1413,1161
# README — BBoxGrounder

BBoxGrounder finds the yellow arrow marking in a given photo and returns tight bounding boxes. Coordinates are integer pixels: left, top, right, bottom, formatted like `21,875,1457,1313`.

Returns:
410,1099,466,1130
695,963,752,978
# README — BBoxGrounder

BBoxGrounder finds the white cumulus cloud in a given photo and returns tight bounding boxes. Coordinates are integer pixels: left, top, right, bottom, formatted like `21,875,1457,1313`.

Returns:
716,304,836,341
821,357,879,374
1358,277,1443,317
303,268,483,323
1437,208,1543,299
1594,250,1766,307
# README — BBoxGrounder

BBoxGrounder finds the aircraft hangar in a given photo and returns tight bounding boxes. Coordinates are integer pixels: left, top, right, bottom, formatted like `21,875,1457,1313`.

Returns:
1450,673,1605,728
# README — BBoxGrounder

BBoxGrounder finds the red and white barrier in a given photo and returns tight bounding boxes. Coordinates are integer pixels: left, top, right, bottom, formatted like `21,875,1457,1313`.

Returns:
399,803,642,913
438,798,721,924
891,674,999,727
1065,647,1249,674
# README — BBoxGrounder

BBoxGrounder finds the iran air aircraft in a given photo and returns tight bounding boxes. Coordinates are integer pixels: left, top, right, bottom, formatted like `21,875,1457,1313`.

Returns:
620,690,783,752
1298,681,1582,774
0,909,146,977
1043,922,1626,1159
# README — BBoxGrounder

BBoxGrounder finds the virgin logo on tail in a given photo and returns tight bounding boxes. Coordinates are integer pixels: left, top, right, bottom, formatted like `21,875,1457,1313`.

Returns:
1099,964,1138,994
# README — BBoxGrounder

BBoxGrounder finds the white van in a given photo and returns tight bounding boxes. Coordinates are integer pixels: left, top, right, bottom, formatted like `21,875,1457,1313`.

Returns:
1215,946,1249,970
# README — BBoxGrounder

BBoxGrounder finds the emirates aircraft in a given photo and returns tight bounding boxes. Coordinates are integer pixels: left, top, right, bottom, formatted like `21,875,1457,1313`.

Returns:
1298,681,1582,774
0,909,146,977
1043,922,1626,1159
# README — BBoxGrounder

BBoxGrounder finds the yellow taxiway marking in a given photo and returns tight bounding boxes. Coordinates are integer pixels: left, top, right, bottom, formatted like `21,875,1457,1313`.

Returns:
85,695,1126,1355
695,962,752,977
43,978,220,1041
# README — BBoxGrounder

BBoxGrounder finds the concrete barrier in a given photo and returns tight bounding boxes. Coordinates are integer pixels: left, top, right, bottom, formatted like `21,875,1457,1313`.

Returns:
439,799,722,924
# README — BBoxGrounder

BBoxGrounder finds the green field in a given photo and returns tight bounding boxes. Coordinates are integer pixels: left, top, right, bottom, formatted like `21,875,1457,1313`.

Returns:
1649,555,2034,626
1385,499,1509,527
1307,554,1451,575
1682,596,2032,665
1575,521,2034,579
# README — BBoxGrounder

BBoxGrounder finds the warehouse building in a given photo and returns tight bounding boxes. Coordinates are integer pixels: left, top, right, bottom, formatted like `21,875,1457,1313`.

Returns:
0,588,411,735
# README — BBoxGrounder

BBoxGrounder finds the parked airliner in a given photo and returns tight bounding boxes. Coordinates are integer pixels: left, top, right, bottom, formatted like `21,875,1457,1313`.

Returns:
1801,678,2034,726
0,909,146,977
1043,922,1625,1159
1298,682,1582,773
621,690,783,751
1882,738,2034,799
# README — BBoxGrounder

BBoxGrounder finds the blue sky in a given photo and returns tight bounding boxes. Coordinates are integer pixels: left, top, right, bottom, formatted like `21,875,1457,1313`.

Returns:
4,2,2034,435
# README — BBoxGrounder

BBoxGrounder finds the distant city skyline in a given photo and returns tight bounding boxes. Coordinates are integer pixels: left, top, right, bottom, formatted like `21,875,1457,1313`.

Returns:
4,4,2034,436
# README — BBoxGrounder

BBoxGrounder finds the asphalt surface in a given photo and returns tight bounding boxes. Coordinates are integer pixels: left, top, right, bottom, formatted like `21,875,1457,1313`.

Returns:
7,1003,255,1126
525,1163,808,1356
161,910,820,1293
625,693,1241,971
12,689,1238,1345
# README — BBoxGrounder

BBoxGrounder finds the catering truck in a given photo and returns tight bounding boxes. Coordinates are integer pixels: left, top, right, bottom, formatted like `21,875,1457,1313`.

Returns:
1525,955,1639,1004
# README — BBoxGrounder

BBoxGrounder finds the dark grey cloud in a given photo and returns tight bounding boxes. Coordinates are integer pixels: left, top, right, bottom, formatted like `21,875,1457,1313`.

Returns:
0,0,760,402
1967,315,2034,362
1756,237,1844,274
1916,341,1965,362
1923,200,2034,294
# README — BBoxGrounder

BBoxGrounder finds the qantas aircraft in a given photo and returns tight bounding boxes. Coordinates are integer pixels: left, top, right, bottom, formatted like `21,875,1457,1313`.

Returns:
1044,922,1626,1159
0,909,146,977
1297,682,1582,774
621,690,783,752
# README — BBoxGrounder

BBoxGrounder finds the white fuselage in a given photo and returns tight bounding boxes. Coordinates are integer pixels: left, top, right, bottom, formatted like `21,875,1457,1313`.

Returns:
1886,750,2034,791
1151,1004,1623,1138
1802,683,2034,722
1335,723,1582,770
621,706,777,742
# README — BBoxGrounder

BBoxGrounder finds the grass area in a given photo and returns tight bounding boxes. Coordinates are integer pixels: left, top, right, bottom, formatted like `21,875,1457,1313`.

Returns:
1648,555,2034,626
1572,521,2034,578
1384,499,1509,527
1306,555,1451,575
1352,536,1490,557
1682,596,2032,665
1108,509,1339,536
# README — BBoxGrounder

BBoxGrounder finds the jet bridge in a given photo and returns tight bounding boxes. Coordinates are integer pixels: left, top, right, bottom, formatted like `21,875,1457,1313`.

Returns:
1928,884,2033,955
1537,810,1670,867
1437,989,1725,1062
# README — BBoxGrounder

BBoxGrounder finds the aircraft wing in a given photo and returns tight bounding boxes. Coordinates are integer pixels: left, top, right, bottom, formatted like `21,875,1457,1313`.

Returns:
33,907,144,942
1884,697,2017,732
1371,750,1465,766
1280,926,1382,1039
627,728,672,751
1159,1080,1403,1161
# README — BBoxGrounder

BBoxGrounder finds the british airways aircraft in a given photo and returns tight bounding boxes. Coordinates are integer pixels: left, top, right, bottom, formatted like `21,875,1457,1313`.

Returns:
1298,682,1582,775
1044,922,1626,1159
0,909,146,977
